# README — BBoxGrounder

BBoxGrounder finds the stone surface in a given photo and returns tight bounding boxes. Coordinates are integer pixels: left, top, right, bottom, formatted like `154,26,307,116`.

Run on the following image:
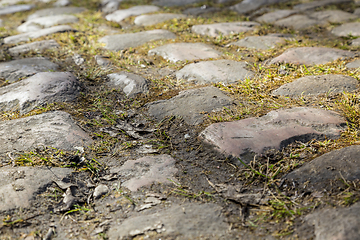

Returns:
231,34,291,50
201,107,346,161
0,57,59,83
332,22,360,37
0,4,33,16
99,29,176,51
105,5,159,23
0,166,72,211
176,60,254,85
53,0,71,7
101,0,120,14
134,13,186,26
93,184,109,199
346,59,360,69
192,21,260,37
4,25,76,44
17,15,79,33
108,203,228,239
27,7,86,20
183,6,220,16
355,7,360,15
0,72,80,113
148,43,222,62
268,47,355,66
306,202,360,240
272,74,358,97
0,111,92,155
293,0,352,11
106,72,149,97
285,145,360,191
255,9,297,23
113,155,178,191
152,0,206,6
309,10,357,23
147,86,232,125
274,14,325,30
8,40,60,56
352,38,360,46
231,0,290,14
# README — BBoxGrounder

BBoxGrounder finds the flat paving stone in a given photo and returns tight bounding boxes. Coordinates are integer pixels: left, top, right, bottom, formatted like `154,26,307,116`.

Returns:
183,6,220,16
105,5,159,23
106,72,149,97
108,203,228,239
306,202,360,240
99,29,176,51
27,7,86,20
17,15,78,33
268,47,355,66
147,86,232,125
331,22,360,37
274,14,325,30
352,38,360,46
148,43,222,62
0,72,80,114
200,107,346,162
355,7,360,15
134,13,186,26
0,166,72,211
285,145,360,191
54,0,71,7
8,40,60,56
255,9,297,23
101,0,121,14
293,0,352,11
112,155,178,191
0,111,92,155
272,74,358,97
0,4,33,16
176,60,254,85
152,0,206,6
192,22,260,37
346,59,360,68
4,25,76,44
231,0,290,14
231,34,291,50
309,10,358,23
0,57,59,83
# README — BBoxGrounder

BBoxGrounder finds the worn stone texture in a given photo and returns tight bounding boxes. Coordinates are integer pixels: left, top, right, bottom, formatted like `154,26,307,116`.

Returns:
255,9,297,23
148,43,222,62
148,86,232,125
17,15,79,32
152,0,206,6
352,38,360,46
134,13,186,26
4,25,76,44
285,145,360,191
231,34,291,50
231,0,291,14
105,5,159,23
0,57,59,83
268,47,355,66
99,29,176,51
8,40,59,56
192,22,260,37
0,4,33,16
272,74,358,97
331,22,360,37
0,111,92,155
27,7,86,20
106,72,149,97
176,60,254,85
346,59,360,69
309,10,358,23
0,166,72,211
112,155,178,191
293,0,352,11
274,15,325,30
108,203,228,239
0,72,80,114
201,107,346,162
306,202,360,240
183,6,220,16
